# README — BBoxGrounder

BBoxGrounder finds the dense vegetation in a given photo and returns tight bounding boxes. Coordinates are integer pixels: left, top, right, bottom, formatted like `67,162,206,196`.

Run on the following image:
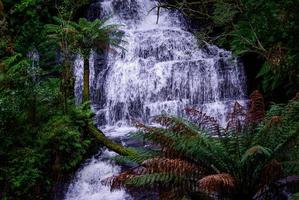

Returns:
0,0,298,199
107,91,299,199
0,0,115,199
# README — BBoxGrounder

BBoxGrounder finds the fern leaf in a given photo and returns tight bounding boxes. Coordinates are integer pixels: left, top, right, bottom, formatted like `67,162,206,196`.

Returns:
260,159,283,186
114,173,191,192
247,90,265,124
241,145,272,163
185,108,222,136
141,158,207,176
198,173,236,193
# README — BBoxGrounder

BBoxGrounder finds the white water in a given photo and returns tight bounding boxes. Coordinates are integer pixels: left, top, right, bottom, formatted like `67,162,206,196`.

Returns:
64,149,131,200
67,0,247,199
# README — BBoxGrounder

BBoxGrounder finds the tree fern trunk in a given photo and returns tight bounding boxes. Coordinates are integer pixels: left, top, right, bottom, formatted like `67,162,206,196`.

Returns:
83,57,89,102
28,94,37,125
0,0,3,15
61,59,70,113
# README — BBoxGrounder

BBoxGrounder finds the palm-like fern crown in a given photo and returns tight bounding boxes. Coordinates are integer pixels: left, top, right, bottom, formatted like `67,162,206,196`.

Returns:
106,91,299,200
45,17,123,58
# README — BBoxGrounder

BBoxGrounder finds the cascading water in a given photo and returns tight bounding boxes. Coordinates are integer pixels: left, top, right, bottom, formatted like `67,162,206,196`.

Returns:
65,0,247,199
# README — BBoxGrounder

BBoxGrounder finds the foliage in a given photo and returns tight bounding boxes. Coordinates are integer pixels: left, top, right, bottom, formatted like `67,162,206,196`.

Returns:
44,15,123,62
292,193,299,200
106,92,299,199
156,0,299,97
0,0,124,197
0,57,95,199
0,0,110,199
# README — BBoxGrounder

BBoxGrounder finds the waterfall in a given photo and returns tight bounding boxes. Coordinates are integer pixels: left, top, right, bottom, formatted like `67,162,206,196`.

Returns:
65,0,247,199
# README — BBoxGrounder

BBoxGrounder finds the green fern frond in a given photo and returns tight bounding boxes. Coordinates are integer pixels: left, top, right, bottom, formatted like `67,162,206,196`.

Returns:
154,115,201,136
124,173,189,189
241,145,272,164
282,161,299,175
113,148,160,165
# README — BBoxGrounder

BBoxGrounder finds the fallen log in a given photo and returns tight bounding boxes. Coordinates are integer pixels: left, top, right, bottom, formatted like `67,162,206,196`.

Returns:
87,125,137,157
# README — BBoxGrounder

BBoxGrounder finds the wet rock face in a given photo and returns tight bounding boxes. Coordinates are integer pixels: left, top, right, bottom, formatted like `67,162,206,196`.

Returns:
90,51,108,106
86,1,102,20
112,0,140,20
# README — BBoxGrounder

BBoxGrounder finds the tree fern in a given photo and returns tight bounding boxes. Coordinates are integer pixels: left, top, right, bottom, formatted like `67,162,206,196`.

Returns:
107,91,299,199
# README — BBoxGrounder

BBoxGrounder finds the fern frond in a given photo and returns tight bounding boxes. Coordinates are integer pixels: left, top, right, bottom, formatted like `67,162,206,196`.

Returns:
185,108,222,136
282,161,299,174
154,115,200,137
140,126,175,148
113,148,160,165
104,169,136,190
169,134,234,173
226,101,247,133
247,90,265,124
198,173,236,193
241,145,272,164
141,158,207,176
272,123,299,155
124,173,198,192
260,159,283,186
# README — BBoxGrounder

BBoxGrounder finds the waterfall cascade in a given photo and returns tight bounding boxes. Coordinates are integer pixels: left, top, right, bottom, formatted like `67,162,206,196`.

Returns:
65,0,247,199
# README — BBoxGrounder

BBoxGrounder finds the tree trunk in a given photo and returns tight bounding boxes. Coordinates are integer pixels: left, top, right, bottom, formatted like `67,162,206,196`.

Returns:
0,0,3,15
61,59,73,114
28,94,37,125
83,57,89,102
87,125,137,157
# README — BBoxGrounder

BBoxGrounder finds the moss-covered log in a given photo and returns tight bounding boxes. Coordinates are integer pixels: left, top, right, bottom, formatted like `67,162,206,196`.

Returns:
87,125,137,156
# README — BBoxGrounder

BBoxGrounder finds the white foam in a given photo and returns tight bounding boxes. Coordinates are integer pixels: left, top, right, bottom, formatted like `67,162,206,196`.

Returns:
64,150,131,200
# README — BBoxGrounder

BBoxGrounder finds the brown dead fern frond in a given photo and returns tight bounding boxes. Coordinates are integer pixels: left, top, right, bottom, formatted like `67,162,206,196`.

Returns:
247,90,265,124
267,43,285,67
104,169,137,190
185,108,222,136
260,159,283,186
266,116,283,128
104,165,156,191
141,158,206,176
226,101,247,133
198,173,236,193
